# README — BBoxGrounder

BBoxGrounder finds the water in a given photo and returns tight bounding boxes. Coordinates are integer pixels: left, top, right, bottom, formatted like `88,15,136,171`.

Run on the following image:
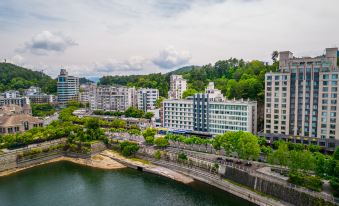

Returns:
0,161,253,206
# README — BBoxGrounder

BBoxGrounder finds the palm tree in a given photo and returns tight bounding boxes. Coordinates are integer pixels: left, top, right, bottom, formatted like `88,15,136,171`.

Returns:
271,51,279,63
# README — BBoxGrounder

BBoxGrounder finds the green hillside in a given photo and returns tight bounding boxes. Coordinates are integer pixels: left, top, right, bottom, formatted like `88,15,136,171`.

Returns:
0,63,57,94
98,59,278,100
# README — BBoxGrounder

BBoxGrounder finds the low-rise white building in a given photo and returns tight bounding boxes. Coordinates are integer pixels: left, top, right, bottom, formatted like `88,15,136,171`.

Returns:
162,82,257,135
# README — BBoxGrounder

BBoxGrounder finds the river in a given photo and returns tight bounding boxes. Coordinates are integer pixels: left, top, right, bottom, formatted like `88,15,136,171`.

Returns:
0,161,254,206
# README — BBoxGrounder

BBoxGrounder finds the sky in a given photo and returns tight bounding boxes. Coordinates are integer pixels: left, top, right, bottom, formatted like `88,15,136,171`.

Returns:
1,0,339,78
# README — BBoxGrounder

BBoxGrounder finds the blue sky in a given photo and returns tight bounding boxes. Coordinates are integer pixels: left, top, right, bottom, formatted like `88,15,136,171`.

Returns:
1,0,339,77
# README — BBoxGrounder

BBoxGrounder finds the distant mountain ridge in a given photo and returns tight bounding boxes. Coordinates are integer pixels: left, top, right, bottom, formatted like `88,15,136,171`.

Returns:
0,63,57,94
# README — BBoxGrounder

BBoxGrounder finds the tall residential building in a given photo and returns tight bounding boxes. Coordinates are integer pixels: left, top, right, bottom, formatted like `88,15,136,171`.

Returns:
79,84,97,104
57,69,79,107
137,88,159,112
263,48,339,149
168,75,187,99
163,83,257,135
89,85,136,111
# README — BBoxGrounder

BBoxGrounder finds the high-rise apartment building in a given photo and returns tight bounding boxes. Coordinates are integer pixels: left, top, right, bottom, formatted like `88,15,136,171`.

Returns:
263,48,339,149
163,82,257,135
89,86,136,111
79,84,97,104
137,88,159,112
168,75,187,99
57,69,79,107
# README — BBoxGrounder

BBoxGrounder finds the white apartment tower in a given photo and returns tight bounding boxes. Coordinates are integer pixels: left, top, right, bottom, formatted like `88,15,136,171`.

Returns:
137,88,159,112
168,75,187,99
264,48,339,149
57,69,79,107
89,86,136,111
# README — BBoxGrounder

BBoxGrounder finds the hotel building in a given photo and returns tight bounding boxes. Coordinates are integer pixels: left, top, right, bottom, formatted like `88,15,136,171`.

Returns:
263,48,339,149
57,69,79,107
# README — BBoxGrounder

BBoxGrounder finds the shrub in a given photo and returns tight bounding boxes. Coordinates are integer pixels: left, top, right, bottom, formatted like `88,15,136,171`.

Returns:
288,171,305,185
330,177,339,197
154,150,161,160
154,137,169,148
288,171,323,192
144,136,154,145
304,176,323,192
119,141,139,157
178,152,187,161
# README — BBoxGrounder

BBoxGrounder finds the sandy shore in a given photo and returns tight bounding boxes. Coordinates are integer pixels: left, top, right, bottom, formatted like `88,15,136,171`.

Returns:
0,153,126,177
101,150,194,184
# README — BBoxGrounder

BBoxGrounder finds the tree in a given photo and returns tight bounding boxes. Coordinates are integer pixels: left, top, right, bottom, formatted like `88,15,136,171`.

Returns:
268,142,289,167
144,112,154,120
125,107,144,118
334,147,339,160
142,128,157,138
235,132,260,160
144,136,154,145
155,97,165,108
271,51,279,63
119,141,139,157
85,118,100,131
183,88,198,99
154,137,169,148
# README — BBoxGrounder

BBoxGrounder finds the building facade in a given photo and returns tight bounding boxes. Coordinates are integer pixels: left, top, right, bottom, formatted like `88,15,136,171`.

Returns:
163,83,257,135
0,97,29,107
79,84,97,104
2,90,20,99
264,48,339,149
168,75,187,99
89,86,136,111
137,88,159,112
28,94,56,104
57,69,79,107
0,105,43,134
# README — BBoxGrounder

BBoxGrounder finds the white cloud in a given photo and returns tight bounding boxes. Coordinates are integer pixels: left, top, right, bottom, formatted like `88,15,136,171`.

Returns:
9,54,24,65
17,30,77,55
152,46,191,69
94,56,150,74
0,0,339,77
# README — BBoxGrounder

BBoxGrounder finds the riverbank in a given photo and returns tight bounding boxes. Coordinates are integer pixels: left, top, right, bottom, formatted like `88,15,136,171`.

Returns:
0,152,126,177
0,150,194,185
101,150,194,184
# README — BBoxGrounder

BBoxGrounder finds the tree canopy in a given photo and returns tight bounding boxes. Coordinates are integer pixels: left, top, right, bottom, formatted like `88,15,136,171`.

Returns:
0,63,57,94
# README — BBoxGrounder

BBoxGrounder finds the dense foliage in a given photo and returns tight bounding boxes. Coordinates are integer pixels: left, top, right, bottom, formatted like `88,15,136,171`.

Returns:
0,121,80,149
268,141,339,192
118,141,140,157
31,103,56,117
0,63,57,94
93,107,154,119
142,128,157,145
98,59,278,102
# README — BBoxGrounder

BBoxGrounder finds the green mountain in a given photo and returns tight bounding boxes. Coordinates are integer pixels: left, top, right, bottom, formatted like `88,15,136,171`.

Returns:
0,63,57,94
167,65,198,75
79,77,94,84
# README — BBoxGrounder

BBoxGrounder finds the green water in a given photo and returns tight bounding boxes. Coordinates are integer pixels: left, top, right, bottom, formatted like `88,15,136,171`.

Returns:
0,161,253,206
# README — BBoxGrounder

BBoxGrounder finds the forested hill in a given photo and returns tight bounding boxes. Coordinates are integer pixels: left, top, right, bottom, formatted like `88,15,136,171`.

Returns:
98,59,278,101
0,63,57,94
